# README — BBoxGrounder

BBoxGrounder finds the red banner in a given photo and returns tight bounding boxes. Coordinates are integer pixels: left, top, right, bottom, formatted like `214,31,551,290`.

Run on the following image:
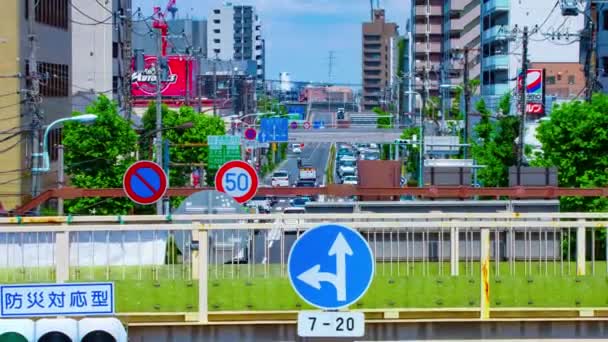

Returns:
131,55,195,98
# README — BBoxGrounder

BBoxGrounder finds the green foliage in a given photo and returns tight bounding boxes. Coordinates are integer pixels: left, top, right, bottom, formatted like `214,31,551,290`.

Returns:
400,127,420,182
373,106,393,128
326,144,336,184
471,99,520,187
499,93,511,116
468,79,480,95
450,86,463,118
141,104,226,192
63,95,138,215
536,94,608,212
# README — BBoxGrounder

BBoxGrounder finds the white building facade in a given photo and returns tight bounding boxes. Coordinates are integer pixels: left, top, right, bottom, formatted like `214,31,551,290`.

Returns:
207,3,265,82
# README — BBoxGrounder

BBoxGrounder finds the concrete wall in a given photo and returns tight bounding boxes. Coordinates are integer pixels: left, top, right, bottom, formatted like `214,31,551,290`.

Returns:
129,321,608,341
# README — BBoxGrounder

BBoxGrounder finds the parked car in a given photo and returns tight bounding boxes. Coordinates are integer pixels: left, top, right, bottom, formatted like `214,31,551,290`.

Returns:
271,170,289,187
292,143,302,154
342,176,358,185
290,196,312,208
338,157,357,177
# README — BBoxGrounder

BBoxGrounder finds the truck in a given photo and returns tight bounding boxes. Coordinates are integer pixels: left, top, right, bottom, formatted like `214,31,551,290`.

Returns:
298,167,317,182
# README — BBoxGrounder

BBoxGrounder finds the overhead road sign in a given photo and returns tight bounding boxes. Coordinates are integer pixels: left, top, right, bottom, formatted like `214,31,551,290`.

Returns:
259,117,289,143
208,135,241,170
288,224,374,310
215,160,259,204
123,161,168,205
0,282,114,317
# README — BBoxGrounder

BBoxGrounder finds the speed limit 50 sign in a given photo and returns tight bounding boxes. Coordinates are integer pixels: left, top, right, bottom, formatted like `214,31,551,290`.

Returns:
214,160,259,203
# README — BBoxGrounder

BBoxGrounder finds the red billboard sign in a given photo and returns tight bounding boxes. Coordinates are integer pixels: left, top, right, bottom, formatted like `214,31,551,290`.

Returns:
131,55,196,98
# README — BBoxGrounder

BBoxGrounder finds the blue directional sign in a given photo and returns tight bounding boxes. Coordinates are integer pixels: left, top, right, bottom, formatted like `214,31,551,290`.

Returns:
288,224,374,310
313,121,325,129
259,118,289,143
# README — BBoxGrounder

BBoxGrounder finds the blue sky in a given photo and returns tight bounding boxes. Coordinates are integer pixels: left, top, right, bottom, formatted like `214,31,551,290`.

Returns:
133,0,411,85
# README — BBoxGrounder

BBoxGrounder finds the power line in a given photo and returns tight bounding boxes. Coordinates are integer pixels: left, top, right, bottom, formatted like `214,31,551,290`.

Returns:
94,0,114,14
69,1,113,24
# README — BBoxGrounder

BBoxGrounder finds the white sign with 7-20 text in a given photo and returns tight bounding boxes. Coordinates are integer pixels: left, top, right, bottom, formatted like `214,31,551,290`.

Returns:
297,311,364,337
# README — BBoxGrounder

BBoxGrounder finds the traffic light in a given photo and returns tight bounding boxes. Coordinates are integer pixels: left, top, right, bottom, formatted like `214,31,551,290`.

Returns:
0,319,34,342
0,318,127,342
35,318,78,342
79,318,127,342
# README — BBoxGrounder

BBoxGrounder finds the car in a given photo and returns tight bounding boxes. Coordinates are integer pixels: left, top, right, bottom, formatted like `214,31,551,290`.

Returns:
271,170,289,187
290,196,312,208
291,143,302,154
338,157,357,177
283,207,306,215
295,179,316,187
342,175,358,185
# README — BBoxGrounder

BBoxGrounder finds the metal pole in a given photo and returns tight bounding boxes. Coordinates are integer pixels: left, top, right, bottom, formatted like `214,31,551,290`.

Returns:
419,68,427,188
57,145,64,216
463,47,470,159
155,33,164,215
28,0,41,203
517,26,529,185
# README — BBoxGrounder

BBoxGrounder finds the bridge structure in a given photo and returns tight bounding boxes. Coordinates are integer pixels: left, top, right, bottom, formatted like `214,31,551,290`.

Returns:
1,212,608,340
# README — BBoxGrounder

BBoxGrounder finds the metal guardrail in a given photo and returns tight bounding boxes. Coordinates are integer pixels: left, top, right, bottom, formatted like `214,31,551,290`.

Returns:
1,213,607,322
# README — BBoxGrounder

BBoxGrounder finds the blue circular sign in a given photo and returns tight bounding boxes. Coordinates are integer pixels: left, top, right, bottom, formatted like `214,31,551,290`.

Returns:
288,224,374,310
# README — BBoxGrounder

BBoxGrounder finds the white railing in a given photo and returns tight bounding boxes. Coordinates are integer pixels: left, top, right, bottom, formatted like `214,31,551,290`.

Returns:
1,212,607,320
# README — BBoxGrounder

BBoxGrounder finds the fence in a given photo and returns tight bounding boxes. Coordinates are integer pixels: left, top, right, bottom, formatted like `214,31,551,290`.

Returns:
0,213,607,321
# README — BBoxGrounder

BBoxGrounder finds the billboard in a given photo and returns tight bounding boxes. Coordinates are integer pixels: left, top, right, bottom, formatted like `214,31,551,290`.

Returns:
518,69,545,115
131,55,196,98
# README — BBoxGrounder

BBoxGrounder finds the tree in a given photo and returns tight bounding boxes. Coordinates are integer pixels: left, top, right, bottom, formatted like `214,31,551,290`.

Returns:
471,99,520,187
63,95,138,215
373,106,392,128
400,127,420,185
141,104,226,189
536,94,608,212
498,93,511,116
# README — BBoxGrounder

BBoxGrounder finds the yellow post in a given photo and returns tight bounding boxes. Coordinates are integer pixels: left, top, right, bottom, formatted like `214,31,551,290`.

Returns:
480,228,490,320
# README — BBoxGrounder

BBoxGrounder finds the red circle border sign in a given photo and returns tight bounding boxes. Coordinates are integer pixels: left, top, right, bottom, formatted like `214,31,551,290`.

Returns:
214,160,259,204
123,161,168,205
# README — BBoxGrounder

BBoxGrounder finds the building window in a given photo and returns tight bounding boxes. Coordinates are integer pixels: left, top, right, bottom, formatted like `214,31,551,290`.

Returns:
214,39,220,44
556,74,562,81
213,49,220,54
603,10,608,30
546,76,556,85
48,128,62,162
213,29,220,34
213,9,220,14
112,76,119,93
112,42,119,59
34,0,68,30
568,75,575,85
39,63,69,97
213,19,220,24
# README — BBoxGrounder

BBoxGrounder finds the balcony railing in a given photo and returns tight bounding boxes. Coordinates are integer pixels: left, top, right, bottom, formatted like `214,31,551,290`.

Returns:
483,54,509,70
482,25,508,42
483,0,510,14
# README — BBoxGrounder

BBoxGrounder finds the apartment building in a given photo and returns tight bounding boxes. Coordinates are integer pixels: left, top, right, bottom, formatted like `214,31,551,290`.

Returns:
412,0,443,97
593,3,608,92
72,0,132,114
0,0,72,209
362,9,398,110
480,0,583,107
207,3,265,82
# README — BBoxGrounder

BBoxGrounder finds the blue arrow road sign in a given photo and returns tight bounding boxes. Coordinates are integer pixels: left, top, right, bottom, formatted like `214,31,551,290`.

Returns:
259,118,288,143
288,224,374,310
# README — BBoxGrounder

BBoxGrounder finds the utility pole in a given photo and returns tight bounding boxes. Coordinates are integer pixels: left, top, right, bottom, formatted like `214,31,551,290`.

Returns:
57,145,64,215
516,26,529,185
584,12,597,102
419,67,427,188
212,54,218,116
155,32,164,215
328,51,335,113
122,3,133,120
28,0,42,202
463,47,470,159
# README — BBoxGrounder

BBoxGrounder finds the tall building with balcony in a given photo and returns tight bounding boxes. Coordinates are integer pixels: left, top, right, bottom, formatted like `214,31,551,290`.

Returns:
481,0,583,107
591,3,608,92
440,0,481,116
412,0,443,98
207,3,265,82
362,9,398,110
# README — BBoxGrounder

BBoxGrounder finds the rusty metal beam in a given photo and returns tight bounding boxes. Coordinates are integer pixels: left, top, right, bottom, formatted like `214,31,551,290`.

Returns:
13,186,608,215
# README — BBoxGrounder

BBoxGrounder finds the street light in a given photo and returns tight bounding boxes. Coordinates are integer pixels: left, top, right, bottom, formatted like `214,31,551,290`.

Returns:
32,114,98,172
